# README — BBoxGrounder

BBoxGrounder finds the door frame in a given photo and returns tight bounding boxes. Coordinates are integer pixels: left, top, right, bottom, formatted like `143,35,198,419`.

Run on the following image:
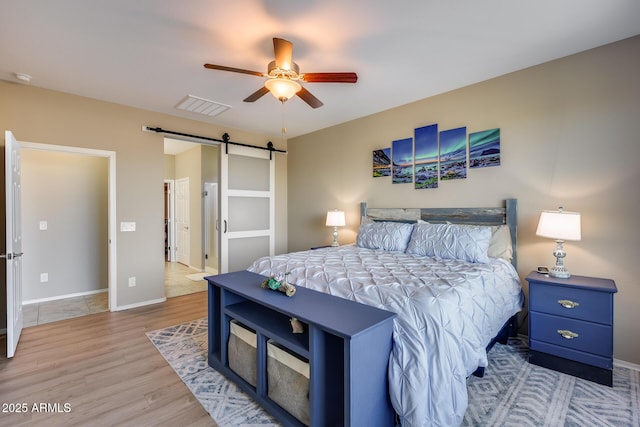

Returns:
20,142,117,311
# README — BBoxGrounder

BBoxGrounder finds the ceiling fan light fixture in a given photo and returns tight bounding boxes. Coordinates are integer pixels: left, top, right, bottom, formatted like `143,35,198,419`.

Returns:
265,78,301,102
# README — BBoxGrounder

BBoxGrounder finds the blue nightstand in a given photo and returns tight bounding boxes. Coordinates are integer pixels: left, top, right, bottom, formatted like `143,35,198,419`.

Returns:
527,272,617,386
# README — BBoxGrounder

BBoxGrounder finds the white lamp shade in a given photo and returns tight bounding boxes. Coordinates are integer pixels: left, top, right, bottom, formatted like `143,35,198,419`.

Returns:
326,210,346,227
536,210,581,241
264,78,301,100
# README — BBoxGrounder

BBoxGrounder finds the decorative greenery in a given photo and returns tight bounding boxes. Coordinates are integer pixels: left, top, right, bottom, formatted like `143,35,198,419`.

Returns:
261,271,296,297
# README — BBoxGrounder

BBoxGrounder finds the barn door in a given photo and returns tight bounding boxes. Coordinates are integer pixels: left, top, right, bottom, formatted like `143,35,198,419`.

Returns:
219,144,274,273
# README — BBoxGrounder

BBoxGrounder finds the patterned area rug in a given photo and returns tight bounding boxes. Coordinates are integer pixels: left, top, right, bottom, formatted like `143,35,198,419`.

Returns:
147,318,640,427
464,338,640,426
146,317,278,426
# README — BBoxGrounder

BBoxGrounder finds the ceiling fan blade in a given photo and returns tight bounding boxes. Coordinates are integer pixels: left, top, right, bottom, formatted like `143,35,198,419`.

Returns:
301,72,358,83
204,63,264,77
273,38,294,70
243,86,270,102
297,86,324,109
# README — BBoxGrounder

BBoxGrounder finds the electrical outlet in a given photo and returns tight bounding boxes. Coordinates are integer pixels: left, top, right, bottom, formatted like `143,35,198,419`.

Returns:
128,277,136,287
40,273,49,283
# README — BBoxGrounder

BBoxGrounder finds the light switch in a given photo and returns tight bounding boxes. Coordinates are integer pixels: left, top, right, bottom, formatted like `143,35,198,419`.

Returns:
39,221,48,230
120,222,136,232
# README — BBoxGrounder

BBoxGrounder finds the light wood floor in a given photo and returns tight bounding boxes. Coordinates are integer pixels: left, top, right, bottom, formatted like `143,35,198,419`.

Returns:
0,291,216,427
20,262,210,328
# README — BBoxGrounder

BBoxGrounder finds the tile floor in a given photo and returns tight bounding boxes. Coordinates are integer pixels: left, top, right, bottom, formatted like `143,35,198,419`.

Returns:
164,261,213,298
23,292,109,327
22,262,216,327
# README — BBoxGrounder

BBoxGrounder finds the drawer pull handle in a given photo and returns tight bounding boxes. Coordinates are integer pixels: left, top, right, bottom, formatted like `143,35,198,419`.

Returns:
557,329,579,340
558,299,579,309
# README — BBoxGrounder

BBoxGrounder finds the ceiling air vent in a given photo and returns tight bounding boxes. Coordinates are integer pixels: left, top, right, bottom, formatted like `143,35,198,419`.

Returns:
175,95,231,117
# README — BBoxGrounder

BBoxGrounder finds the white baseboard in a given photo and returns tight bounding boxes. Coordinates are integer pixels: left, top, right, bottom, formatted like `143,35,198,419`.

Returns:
614,358,640,372
112,297,166,312
23,288,108,306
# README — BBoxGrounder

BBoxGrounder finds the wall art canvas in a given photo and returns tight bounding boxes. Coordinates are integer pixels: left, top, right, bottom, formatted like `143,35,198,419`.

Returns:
392,137,413,184
439,127,467,180
372,147,391,177
414,124,439,189
469,128,501,168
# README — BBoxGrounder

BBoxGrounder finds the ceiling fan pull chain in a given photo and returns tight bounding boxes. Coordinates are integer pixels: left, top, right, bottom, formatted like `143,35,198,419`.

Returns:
281,100,287,134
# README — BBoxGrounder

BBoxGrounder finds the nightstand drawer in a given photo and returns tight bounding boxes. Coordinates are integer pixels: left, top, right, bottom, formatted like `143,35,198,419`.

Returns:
529,282,612,324
529,341,613,370
529,312,613,357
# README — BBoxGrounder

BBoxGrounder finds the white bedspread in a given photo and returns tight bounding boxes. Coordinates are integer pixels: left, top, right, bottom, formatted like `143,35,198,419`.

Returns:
247,245,523,427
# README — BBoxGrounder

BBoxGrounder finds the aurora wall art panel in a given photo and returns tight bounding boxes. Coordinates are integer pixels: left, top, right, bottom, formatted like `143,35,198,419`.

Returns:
469,128,501,168
439,127,467,180
414,124,439,189
372,147,391,177
392,137,413,184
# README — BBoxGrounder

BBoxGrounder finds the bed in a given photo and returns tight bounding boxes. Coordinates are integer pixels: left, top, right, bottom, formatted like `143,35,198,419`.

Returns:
247,199,523,426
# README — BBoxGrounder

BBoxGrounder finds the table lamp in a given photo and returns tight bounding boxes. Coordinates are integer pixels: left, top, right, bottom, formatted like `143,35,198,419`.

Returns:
535,207,581,278
325,210,346,247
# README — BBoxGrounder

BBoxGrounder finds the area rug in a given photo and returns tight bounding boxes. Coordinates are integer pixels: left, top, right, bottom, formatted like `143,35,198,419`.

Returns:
146,317,278,426
463,338,640,426
147,318,640,427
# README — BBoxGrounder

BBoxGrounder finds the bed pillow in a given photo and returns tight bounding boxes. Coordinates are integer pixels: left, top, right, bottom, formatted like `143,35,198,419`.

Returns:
487,225,513,261
405,222,492,263
446,222,513,261
356,221,415,252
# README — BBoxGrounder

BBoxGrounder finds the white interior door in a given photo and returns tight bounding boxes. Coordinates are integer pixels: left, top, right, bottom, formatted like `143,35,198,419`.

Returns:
4,130,23,358
175,177,190,266
164,179,176,262
204,182,218,273
220,144,274,273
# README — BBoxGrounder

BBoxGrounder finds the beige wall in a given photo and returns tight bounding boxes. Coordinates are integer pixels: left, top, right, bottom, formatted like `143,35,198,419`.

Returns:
288,36,640,364
0,81,287,317
22,150,109,301
164,154,175,179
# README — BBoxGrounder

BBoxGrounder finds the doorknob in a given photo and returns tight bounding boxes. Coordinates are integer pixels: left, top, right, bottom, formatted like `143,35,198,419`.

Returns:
0,252,23,260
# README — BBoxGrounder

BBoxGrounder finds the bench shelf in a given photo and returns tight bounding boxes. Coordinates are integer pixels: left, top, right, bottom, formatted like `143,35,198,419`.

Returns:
207,270,397,427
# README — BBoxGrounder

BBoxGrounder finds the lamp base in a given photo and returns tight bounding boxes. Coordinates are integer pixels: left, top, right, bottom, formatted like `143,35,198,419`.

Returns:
548,239,571,278
549,266,571,279
331,227,339,247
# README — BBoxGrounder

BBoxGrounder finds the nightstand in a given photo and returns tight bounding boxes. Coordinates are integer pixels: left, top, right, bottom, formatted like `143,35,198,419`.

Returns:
526,272,617,386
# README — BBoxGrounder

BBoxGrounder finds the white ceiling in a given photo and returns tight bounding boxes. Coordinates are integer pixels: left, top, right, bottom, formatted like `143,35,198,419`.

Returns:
1,1,639,139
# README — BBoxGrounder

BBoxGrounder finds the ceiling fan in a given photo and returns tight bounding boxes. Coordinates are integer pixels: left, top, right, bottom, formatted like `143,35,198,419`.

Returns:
204,38,358,109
